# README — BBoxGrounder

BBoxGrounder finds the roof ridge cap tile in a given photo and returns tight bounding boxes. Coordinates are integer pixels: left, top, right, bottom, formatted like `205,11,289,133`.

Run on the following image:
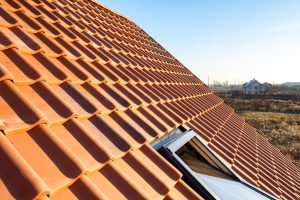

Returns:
89,0,135,25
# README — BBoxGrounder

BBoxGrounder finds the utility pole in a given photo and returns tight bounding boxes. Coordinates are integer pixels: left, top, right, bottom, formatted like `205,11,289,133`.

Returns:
208,75,210,87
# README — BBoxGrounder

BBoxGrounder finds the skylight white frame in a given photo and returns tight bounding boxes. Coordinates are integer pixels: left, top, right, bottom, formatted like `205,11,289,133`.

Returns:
154,129,278,200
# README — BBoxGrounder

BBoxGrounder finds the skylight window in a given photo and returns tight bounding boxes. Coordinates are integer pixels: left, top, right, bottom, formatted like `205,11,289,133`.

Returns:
152,128,277,200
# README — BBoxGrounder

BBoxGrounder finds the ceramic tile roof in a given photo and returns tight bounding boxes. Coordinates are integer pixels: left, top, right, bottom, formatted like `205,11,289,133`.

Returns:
0,0,299,199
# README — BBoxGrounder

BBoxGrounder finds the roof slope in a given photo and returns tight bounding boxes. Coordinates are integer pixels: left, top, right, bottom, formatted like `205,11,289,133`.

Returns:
244,79,260,87
0,0,299,199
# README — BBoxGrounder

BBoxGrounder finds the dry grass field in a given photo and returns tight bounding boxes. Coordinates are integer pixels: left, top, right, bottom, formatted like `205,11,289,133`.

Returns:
226,99,300,114
241,111,300,167
225,99,300,167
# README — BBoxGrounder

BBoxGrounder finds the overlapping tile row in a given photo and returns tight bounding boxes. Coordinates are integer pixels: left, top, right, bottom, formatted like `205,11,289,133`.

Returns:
0,0,298,199
188,110,300,199
0,0,206,199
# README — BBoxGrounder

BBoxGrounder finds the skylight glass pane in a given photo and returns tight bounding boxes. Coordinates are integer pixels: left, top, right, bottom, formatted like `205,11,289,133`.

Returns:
196,174,271,200
154,129,275,200
173,134,275,199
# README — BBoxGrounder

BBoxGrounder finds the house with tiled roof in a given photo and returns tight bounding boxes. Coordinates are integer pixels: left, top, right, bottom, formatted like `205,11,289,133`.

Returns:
0,0,299,199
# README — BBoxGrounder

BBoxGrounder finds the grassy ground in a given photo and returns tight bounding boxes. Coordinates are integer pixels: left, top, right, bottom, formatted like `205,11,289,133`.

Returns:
240,111,300,167
226,99,300,114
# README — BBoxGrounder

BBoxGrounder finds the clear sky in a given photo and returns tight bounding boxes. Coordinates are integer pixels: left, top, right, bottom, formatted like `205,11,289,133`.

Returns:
99,0,300,84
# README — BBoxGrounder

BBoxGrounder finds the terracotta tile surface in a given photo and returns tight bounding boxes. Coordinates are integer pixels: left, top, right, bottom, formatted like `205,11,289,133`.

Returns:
0,0,298,199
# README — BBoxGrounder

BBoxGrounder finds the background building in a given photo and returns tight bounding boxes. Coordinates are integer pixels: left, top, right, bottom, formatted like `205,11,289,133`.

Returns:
243,79,265,94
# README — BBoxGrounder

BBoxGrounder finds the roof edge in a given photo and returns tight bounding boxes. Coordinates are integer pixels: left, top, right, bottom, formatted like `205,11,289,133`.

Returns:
91,1,187,68
90,0,135,23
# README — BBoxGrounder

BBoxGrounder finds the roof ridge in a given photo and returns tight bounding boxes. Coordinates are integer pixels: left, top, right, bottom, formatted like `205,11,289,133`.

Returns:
90,0,135,24
91,0,186,67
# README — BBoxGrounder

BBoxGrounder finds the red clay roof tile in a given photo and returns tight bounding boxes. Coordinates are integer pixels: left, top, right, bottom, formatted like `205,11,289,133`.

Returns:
0,48,44,84
7,124,87,192
17,82,76,125
50,118,112,171
0,80,47,134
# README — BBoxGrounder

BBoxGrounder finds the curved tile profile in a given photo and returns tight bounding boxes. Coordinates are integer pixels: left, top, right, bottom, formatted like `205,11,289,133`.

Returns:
0,133,49,200
6,124,88,192
0,49,44,84
0,80,47,134
17,81,77,125
0,0,298,199
50,118,112,172
164,180,204,200
0,63,13,82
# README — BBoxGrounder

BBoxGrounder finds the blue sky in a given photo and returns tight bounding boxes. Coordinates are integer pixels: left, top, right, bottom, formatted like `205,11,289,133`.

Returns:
99,0,300,84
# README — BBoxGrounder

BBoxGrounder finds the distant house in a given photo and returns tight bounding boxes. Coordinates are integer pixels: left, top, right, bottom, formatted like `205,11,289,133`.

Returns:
243,79,265,94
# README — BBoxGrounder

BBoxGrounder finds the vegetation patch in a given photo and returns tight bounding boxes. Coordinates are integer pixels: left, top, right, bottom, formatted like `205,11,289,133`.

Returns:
226,99,300,114
226,99,300,167
241,111,300,167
